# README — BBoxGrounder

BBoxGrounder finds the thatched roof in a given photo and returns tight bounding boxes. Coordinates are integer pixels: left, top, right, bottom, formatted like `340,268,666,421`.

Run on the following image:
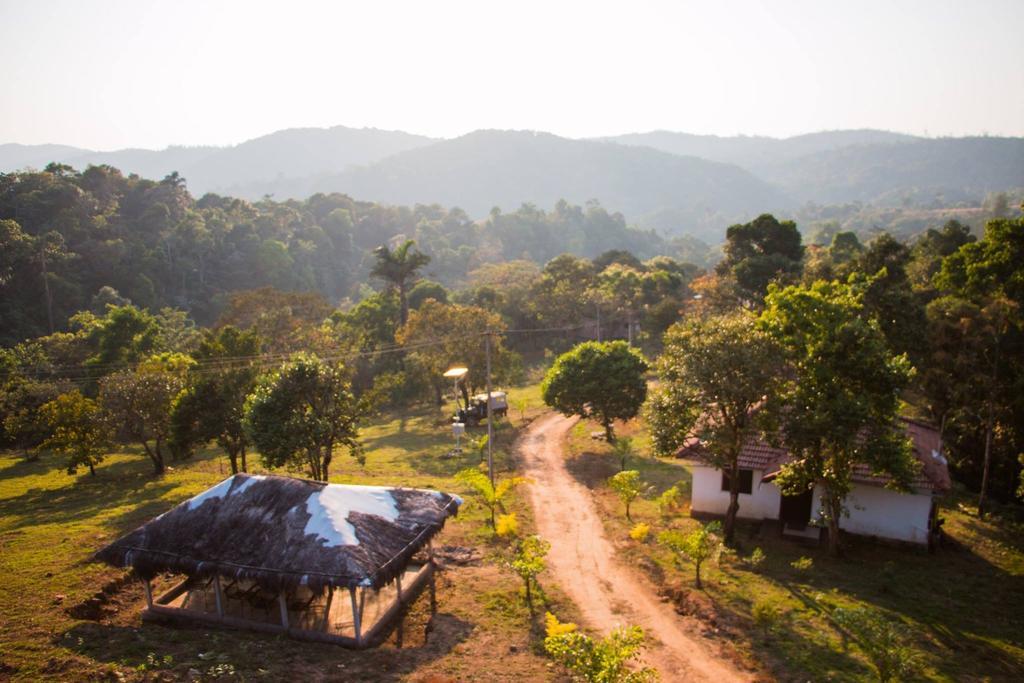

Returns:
95,474,461,592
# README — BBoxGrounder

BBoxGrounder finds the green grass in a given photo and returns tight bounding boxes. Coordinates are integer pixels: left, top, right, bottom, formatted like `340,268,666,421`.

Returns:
567,416,1024,682
0,385,556,682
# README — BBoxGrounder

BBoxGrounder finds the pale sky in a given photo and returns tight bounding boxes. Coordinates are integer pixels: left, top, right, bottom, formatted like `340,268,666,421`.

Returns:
1,0,1022,150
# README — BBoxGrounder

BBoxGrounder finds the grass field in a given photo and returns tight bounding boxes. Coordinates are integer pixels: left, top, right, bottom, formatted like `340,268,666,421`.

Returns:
0,383,565,682
566,418,1024,682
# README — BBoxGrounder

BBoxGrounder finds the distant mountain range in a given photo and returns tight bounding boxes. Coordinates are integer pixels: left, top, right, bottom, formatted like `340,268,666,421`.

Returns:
2,125,1022,241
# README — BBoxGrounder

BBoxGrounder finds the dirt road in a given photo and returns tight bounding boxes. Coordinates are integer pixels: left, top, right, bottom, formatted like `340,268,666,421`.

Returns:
518,412,748,683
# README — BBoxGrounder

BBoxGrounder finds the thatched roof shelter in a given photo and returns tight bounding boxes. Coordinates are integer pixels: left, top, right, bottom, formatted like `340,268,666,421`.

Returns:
97,474,462,592
96,474,463,647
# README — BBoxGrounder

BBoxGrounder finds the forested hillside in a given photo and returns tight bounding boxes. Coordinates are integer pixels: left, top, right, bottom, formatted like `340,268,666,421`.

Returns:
0,164,685,344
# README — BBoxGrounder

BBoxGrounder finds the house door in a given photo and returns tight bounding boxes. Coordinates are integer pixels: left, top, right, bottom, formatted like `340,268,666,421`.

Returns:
780,489,813,530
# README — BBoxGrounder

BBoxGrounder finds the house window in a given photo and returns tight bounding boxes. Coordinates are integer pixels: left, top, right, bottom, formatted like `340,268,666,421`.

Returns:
721,469,753,494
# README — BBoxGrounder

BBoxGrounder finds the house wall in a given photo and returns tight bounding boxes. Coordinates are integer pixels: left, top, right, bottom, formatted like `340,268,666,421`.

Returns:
691,467,934,545
691,466,781,520
822,483,934,545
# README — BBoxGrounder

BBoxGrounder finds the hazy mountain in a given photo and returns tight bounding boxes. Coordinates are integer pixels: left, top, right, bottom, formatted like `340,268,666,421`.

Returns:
0,143,92,170
0,126,437,195
288,130,791,239
757,136,1024,204
604,129,920,168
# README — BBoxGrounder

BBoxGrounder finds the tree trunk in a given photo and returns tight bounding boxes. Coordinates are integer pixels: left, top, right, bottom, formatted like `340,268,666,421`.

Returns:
89,463,96,476
322,445,332,482
227,448,239,475
724,459,741,544
603,418,615,444
399,283,409,326
625,500,632,521
524,577,532,610
694,560,703,589
142,440,165,475
240,445,248,473
826,490,842,557
978,414,994,518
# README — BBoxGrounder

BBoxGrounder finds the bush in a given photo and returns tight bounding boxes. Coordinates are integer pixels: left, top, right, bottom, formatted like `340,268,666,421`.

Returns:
747,547,766,570
790,556,814,572
832,607,923,682
496,513,519,538
656,484,683,517
543,612,658,682
510,535,550,610
629,523,651,542
608,470,645,520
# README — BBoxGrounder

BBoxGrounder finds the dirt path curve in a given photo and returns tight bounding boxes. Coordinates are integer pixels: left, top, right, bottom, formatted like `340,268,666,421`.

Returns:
518,412,748,683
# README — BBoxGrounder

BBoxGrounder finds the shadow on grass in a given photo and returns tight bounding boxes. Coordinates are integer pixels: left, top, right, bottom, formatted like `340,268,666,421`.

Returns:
745,528,1024,681
0,454,178,532
60,611,475,682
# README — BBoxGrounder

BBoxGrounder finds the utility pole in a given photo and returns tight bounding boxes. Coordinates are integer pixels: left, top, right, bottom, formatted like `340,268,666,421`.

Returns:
485,331,495,488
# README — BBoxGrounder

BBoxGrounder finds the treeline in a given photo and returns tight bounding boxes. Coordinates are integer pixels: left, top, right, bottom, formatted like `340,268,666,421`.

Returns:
0,164,704,346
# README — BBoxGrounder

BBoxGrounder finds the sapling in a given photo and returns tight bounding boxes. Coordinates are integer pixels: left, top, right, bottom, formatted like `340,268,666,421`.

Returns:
511,535,550,610
456,467,526,528
832,607,923,683
543,612,658,682
658,520,723,589
611,436,635,471
608,470,644,521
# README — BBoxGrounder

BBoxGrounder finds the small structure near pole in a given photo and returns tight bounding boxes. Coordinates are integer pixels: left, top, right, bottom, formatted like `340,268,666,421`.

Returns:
94,474,461,648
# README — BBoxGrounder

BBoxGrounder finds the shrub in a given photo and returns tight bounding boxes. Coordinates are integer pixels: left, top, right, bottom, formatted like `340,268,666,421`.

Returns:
747,547,766,570
656,484,683,517
543,612,658,682
790,556,814,572
496,513,519,538
456,467,527,527
629,522,651,542
832,607,923,682
658,521,723,588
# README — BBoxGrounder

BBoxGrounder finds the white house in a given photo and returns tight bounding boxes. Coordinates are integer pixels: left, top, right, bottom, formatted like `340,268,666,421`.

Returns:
681,419,951,546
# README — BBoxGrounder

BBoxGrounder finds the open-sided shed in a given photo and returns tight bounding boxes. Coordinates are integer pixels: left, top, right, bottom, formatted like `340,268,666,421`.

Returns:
95,474,461,647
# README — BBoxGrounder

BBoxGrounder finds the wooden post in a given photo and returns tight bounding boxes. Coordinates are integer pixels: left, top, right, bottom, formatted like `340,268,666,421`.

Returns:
213,576,224,617
428,541,437,616
143,580,153,609
349,587,362,643
278,593,289,630
320,587,334,632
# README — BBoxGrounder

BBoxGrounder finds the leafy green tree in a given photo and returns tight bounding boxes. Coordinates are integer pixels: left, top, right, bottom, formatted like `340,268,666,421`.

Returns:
543,612,657,683
646,312,783,543
170,326,261,474
529,254,597,330
608,470,644,520
832,607,923,683
0,377,64,460
658,520,723,589
510,535,550,610
407,279,449,309
542,341,648,443
85,304,161,372
397,300,519,406
759,281,916,556
455,467,527,528
99,353,193,475
717,213,804,305
39,390,113,476
243,354,362,481
370,239,431,325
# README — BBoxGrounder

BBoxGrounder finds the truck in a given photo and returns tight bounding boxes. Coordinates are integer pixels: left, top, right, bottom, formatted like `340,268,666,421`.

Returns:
455,391,508,426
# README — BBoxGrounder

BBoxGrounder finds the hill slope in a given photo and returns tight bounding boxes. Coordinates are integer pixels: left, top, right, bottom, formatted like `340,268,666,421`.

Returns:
300,130,790,238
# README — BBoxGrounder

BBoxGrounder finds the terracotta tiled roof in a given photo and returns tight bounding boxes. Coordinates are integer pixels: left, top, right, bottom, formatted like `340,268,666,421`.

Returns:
676,418,951,493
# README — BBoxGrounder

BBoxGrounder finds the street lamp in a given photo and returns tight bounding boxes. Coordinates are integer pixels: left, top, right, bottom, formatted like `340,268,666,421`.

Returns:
443,366,468,456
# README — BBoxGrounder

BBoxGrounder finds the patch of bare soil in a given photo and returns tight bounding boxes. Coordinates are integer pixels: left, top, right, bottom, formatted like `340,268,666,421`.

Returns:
518,412,752,682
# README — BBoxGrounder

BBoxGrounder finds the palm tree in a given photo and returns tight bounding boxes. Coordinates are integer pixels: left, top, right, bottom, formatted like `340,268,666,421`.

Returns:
370,239,430,325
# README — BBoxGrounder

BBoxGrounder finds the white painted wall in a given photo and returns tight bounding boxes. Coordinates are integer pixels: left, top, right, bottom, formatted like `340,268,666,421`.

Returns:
691,467,934,545
691,466,781,520
821,483,933,545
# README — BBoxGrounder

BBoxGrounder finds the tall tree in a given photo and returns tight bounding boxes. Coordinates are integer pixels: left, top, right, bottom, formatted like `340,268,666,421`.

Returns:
717,213,804,306
243,354,362,481
542,341,648,442
646,313,783,543
99,353,193,475
759,280,916,556
370,239,431,326
169,326,261,474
